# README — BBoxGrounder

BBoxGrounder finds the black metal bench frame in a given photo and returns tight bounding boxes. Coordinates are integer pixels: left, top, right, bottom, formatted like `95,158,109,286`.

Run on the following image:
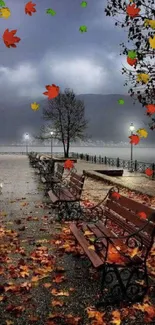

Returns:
48,172,85,221
70,187,155,307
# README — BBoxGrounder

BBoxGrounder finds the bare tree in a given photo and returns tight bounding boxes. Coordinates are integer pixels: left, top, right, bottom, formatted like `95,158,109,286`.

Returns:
37,88,88,157
105,0,155,130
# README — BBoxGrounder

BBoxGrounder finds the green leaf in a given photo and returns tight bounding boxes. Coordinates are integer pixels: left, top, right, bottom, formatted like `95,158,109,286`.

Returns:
79,25,87,33
118,99,125,105
0,0,5,6
81,1,87,7
128,50,137,59
46,8,56,16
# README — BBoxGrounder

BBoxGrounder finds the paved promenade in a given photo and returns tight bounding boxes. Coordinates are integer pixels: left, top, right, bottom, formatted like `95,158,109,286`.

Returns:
75,159,155,197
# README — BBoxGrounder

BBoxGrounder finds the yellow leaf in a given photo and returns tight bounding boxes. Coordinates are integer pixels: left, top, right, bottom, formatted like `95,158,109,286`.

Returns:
137,73,150,83
88,245,95,251
144,19,155,29
31,102,40,111
84,230,94,236
136,128,148,138
0,7,11,19
149,35,155,48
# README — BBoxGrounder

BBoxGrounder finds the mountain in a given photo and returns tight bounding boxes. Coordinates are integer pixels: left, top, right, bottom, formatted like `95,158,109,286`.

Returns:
0,94,154,144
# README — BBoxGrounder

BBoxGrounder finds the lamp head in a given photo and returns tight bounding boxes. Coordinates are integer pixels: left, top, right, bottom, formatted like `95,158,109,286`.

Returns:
24,133,29,140
50,131,54,136
129,123,135,132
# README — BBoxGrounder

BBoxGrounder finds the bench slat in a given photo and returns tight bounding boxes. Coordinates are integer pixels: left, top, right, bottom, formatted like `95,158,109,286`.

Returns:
110,195,154,217
106,199,153,235
70,223,104,268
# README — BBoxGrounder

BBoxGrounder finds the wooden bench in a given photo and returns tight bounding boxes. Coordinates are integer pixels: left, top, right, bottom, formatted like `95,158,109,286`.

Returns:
48,172,85,221
70,187,155,307
41,163,64,186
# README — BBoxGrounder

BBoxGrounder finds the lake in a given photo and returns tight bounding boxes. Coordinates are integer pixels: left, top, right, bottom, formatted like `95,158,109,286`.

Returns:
0,146,155,163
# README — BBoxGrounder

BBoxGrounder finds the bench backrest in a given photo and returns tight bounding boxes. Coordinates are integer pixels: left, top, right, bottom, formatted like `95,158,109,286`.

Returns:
105,192,155,251
55,163,64,180
68,172,85,198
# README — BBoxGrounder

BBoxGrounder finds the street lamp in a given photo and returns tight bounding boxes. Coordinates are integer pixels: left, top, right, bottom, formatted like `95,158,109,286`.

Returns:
24,133,29,155
50,131,54,157
129,123,135,172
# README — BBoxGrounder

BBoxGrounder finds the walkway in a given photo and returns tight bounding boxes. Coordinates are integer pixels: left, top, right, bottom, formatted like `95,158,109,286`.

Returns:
75,159,155,197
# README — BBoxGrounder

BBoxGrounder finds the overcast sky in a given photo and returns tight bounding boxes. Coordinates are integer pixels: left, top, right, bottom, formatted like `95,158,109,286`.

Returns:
0,0,130,102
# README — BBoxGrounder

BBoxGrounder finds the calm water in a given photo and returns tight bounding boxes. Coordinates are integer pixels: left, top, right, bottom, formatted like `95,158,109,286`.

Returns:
0,146,155,163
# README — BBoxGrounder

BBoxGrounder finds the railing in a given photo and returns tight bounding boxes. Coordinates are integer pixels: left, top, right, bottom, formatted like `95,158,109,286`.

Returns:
70,152,155,175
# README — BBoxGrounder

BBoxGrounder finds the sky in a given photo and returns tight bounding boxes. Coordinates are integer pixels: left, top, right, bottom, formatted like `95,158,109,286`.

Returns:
0,0,130,102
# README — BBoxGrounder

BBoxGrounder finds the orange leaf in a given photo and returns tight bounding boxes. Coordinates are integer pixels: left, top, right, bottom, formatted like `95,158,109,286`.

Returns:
111,192,121,200
126,4,141,17
25,1,36,16
53,275,65,283
137,211,147,219
51,288,69,296
145,168,153,177
64,159,74,170
51,300,64,307
146,104,155,116
43,84,59,99
111,310,121,325
43,283,52,288
129,134,140,145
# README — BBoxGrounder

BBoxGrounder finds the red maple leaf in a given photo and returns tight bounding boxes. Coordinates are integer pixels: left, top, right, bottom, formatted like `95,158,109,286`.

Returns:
137,211,147,219
64,159,74,170
25,1,36,16
127,57,137,66
126,4,141,17
146,104,155,116
43,84,60,99
3,29,21,48
145,168,153,177
111,192,121,200
129,134,140,145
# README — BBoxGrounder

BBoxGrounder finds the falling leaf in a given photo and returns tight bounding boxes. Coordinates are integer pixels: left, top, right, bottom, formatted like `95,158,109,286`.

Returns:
137,211,147,219
136,128,148,138
25,1,36,16
126,4,140,17
129,134,140,145
43,84,60,99
118,99,124,104
0,0,5,6
144,19,155,29
127,56,137,66
6,321,14,325
137,73,150,83
149,35,155,49
79,25,87,32
3,29,21,48
64,159,74,170
145,168,153,177
81,1,87,7
146,104,155,116
46,8,56,16
0,7,11,19
111,192,121,200
127,50,137,59
31,102,40,111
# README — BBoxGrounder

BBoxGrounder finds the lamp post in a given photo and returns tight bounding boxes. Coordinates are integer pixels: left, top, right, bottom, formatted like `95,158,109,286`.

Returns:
24,133,29,155
50,131,54,157
129,123,135,172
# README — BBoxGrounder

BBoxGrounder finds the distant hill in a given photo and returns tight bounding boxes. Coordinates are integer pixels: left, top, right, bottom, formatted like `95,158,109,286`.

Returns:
0,94,153,144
